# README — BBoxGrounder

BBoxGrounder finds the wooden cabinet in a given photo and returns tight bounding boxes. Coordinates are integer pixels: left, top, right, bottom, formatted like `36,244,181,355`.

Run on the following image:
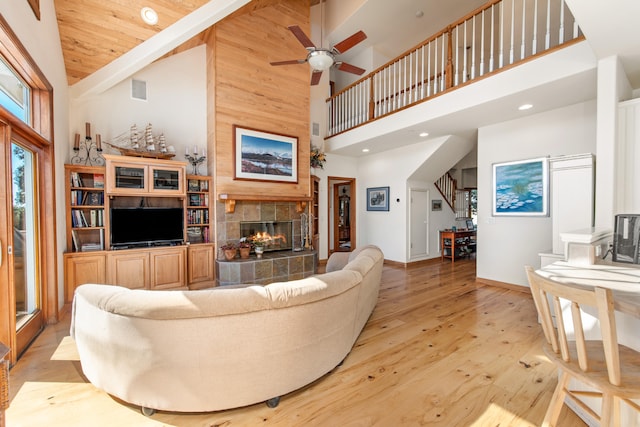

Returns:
107,246,187,290
150,247,187,289
64,156,214,304
440,230,476,263
106,250,149,290
104,154,186,196
64,164,106,252
64,252,107,303
187,243,215,288
186,175,212,244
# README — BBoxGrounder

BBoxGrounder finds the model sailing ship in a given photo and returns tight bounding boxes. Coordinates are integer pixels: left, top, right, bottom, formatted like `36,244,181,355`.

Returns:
105,123,176,159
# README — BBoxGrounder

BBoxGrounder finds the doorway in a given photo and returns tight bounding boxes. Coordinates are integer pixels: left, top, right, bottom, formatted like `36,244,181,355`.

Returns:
409,188,429,259
11,140,44,358
328,177,355,253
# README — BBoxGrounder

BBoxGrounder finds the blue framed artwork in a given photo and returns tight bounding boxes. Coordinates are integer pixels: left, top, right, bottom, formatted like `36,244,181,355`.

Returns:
367,186,389,211
492,157,548,216
234,125,298,183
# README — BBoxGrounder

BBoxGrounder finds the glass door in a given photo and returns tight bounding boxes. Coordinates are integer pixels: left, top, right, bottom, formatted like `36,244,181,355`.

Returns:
12,142,43,356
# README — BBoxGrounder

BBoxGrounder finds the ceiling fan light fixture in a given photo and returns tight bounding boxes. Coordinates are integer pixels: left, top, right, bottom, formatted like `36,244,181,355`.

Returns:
308,50,334,71
141,7,158,25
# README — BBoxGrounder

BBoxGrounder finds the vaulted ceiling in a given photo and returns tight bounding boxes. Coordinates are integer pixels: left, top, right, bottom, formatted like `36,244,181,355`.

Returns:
54,0,210,85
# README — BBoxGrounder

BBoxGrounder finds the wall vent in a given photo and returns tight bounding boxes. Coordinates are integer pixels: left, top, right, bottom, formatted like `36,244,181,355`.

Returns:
131,79,147,101
312,122,320,136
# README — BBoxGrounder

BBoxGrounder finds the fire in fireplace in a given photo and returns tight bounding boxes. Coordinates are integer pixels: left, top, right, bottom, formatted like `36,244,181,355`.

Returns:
240,221,293,252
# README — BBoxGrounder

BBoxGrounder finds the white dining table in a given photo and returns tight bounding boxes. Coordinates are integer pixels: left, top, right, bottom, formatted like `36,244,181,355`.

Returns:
538,259,640,318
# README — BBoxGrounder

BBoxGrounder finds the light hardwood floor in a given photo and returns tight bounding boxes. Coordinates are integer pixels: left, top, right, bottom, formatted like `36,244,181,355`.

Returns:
6,259,586,426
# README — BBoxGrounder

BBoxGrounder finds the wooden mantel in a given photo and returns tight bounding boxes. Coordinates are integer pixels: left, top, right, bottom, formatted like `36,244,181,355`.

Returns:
218,193,312,213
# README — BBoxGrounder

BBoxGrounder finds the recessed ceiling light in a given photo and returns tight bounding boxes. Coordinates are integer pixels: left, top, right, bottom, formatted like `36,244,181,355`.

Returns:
518,103,533,111
415,10,424,18
419,132,429,137
141,7,158,25
362,148,370,153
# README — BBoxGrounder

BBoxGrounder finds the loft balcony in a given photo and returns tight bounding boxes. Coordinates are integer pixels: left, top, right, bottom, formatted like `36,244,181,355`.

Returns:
324,0,592,156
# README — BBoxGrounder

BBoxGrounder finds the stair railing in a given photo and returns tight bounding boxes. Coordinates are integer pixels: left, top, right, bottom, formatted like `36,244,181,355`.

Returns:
327,0,582,137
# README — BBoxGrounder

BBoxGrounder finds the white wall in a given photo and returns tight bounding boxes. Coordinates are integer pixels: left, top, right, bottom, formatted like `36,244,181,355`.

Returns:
356,137,454,262
477,101,597,287
0,0,71,309
69,46,208,173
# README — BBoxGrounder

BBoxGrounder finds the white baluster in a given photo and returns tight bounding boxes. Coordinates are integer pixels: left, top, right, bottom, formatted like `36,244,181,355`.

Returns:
509,0,515,65
532,0,538,55
559,0,565,44
441,34,446,91
480,9,485,76
521,0,526,60
490,4,495,72
420,45,425,99
471,15,476,79
464,21,468,83
499,2,504,68
545,0,551,49
427,41,432,97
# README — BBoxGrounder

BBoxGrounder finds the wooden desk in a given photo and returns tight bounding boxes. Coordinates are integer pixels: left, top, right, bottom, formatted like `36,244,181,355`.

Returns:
440,230,476,263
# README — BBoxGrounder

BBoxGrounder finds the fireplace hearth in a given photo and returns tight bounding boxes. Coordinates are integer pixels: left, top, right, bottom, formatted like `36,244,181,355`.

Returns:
240,221,293,252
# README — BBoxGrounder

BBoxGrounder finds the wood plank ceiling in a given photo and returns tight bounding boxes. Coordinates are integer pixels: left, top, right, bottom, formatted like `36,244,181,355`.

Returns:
54,0,210,85
54,0,322,86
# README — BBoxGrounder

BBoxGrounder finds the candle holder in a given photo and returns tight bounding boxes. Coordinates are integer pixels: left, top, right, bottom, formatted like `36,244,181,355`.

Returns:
71,136,105,166
185,153,206,175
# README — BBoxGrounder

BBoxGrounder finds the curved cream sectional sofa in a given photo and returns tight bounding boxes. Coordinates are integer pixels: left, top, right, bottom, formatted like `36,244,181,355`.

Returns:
70,245,384,414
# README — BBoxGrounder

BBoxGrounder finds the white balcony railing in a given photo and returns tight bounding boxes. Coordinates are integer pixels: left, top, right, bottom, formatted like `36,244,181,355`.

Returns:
327,0,582,137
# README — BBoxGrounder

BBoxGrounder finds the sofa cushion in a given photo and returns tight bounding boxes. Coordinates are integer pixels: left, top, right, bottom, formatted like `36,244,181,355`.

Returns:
266,270,362,309
75,284,271,320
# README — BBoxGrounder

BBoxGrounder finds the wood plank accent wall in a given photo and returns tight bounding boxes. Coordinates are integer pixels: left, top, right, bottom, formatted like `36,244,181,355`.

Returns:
208,0,311,203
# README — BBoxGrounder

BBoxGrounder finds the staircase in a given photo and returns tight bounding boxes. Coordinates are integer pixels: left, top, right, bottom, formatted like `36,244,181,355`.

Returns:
435,172,471,219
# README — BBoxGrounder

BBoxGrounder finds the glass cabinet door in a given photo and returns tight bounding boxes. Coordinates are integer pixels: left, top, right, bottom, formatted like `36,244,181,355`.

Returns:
152,168,180,191
150,166,184,194
114,165,145,189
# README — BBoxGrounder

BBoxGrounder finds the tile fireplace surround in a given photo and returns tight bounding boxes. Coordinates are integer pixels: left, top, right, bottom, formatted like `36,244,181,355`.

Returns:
216,250,317,286
216,200,316,285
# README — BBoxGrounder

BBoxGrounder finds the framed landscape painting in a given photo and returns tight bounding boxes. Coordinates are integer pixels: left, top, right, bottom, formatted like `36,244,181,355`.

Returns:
367,186,390,211
492,157,548,216
234,125,298,183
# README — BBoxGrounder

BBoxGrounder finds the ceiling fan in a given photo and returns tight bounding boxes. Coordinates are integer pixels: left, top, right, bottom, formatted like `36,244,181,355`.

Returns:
270,25,367,85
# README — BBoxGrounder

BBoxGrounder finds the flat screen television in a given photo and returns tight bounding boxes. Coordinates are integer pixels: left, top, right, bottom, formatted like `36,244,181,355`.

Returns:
110,207,184,249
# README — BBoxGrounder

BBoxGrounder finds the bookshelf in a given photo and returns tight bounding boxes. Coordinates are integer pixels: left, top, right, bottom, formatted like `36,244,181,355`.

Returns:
65,164,106,252
186,175,212,244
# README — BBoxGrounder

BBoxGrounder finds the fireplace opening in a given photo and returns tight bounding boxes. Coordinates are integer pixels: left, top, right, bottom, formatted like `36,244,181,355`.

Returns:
240,221,293,252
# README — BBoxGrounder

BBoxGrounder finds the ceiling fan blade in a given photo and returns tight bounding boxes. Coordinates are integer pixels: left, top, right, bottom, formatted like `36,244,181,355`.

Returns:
337,62,366,75
332,30,367,54
270,59,307,66
288,25,315,50
310,70,323,86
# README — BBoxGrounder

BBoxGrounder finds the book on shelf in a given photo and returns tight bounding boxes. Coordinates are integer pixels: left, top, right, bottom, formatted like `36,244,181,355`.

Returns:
70,171,83,188
188,179,200,192
94,174,104,188
71,229,79,252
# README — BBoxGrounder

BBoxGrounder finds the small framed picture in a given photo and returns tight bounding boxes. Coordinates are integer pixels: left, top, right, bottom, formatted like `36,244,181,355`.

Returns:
466,219,474,229
432,199,442,211
367,186,389,211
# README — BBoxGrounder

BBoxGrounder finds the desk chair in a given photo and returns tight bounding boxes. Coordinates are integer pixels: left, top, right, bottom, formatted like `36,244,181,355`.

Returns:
525,266,640,427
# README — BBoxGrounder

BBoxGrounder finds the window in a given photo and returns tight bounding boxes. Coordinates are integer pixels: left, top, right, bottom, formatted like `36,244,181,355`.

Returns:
0,57,30,123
